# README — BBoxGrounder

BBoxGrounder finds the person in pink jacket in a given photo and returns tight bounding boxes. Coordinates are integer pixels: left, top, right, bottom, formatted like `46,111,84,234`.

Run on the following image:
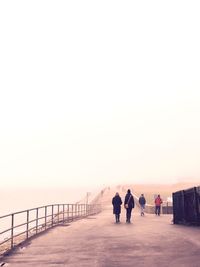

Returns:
155,194,163,216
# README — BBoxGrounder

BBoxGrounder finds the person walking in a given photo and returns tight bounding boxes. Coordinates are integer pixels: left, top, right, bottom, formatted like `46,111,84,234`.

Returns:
124,189,135,223
112,192,122,223
139,193,146,216
155,194,163,216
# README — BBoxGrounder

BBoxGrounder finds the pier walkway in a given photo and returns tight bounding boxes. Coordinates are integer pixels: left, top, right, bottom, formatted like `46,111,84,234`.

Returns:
3,188,200,267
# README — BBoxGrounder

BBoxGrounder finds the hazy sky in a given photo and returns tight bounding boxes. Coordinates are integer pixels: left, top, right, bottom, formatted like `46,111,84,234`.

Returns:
0,1,200,188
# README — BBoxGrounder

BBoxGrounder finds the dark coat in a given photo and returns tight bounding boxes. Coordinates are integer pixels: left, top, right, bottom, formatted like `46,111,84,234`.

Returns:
112,195,122,214
124,193,135,209
139,196,146,205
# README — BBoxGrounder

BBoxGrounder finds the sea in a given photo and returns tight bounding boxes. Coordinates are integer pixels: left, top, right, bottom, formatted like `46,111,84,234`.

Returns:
0,186,100,216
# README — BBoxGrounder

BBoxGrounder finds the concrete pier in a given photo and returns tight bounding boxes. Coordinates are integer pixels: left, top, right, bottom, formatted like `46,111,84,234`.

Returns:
3,189,200,267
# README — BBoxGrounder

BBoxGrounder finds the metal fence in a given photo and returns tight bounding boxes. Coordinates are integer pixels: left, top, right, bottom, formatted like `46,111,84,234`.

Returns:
173,186,200,225
0,203,101,256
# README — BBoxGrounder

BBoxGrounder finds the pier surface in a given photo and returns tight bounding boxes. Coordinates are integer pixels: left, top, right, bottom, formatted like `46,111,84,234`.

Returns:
3,189,200,267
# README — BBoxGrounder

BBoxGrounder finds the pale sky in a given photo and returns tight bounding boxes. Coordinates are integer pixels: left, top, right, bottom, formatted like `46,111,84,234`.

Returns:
0,1,200,188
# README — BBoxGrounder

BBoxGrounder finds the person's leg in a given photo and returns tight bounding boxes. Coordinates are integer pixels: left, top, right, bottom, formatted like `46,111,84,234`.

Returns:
127,208,132,223
117,214,120,222
155,206,158,215
115,214,118,223
158,206,161,216
129,209,132,222
141,205,144,216
126,209,129,222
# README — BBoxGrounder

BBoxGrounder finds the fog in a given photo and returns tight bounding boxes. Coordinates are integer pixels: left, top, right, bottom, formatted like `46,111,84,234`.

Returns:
0,1,200,189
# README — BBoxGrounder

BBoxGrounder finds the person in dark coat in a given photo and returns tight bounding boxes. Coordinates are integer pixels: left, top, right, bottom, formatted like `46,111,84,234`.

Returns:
112,192,122,223
124,189,135,223
139,193,146,216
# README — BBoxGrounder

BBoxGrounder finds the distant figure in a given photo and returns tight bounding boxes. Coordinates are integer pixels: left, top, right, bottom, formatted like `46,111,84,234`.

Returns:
124,189,135,223
139,194,146,216
112,192,122,223
155,194,163,216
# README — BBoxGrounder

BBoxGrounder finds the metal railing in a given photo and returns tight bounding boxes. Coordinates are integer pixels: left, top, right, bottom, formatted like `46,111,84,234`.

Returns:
0,203,101,256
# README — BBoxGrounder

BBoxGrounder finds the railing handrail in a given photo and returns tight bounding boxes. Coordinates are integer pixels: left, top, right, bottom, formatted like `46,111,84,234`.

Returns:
0,203,94,219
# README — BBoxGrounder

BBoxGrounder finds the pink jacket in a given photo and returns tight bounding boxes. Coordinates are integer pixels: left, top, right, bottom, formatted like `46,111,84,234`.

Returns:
155,197,163,206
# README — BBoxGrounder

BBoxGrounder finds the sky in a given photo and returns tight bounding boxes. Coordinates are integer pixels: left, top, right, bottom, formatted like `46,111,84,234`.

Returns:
0,1,200,188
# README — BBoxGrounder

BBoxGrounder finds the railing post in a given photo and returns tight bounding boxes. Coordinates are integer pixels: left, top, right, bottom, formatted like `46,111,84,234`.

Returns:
36,208,39,234
67,204,69,222
63,204,65,223
45,206,47,230
52,205,54,226
26,210,29,239
58,204,60,224
87,204,89,216
11,214,14,249
74,204,76,220
72,205,74,221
